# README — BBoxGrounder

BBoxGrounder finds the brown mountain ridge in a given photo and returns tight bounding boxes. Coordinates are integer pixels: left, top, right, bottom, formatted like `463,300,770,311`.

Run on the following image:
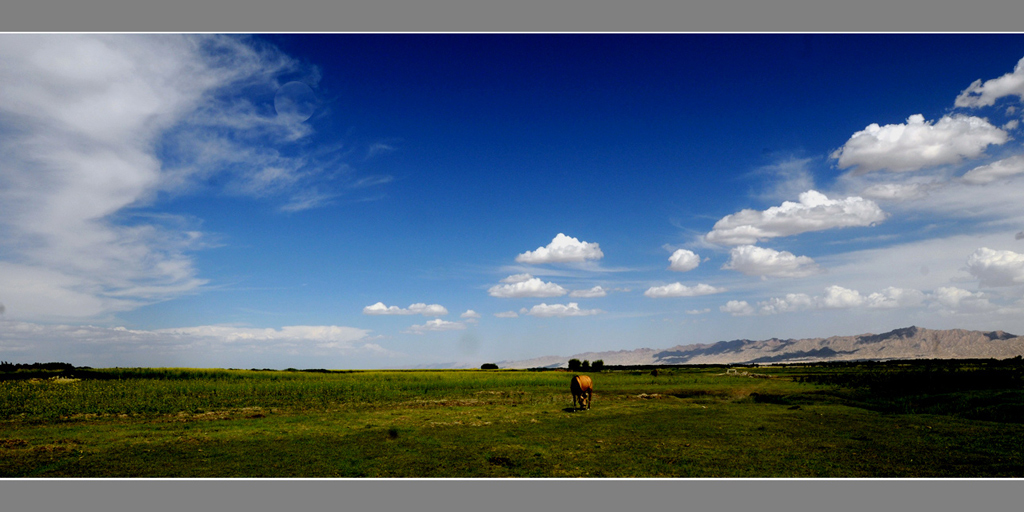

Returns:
496,326,1024,369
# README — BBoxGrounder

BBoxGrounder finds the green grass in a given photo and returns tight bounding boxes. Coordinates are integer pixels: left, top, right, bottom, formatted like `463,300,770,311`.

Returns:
2,364,1023,477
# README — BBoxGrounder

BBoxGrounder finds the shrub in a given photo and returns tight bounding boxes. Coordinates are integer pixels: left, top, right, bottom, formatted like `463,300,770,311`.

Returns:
480,363,499,370
591,360,604,372
568,359,582,371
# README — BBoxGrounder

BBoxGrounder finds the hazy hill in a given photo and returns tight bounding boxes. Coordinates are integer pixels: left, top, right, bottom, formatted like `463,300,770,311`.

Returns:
492,326,1024,369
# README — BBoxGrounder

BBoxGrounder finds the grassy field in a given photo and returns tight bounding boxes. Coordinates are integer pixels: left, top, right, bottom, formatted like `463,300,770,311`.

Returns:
2,361,1023,478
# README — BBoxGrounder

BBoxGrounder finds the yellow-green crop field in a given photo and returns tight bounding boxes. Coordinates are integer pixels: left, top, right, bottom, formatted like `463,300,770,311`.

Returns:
2,361,1023,477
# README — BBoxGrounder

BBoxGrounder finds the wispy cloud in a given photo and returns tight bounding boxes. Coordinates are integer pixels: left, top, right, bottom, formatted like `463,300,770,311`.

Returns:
0,320,389,366
0,35,376,322
403,319,466,334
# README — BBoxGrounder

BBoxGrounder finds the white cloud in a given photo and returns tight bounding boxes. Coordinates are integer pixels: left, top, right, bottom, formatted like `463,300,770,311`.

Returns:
966,247,1024,287
706,190,887,246
362,302,449,316
500,273,534,283
727,286,925,317
404,319,466,334
720,300,754,316
722,245,821,278
686,308,711,315
752,157,817,202
930,287,995,313
0,35,336,322
523,302,603,317
460,310,480,323
0,320,385,366
831,114,1008,173
488,277,568,298
864,287,926,309
494,311,519,318
644,283,726,298
859,183,929,201
757,293,815,315
569,286,607,298
515,233,604,264
961,155,1024,185
667,249,700,272
818,285,865,309
955,56,1024,108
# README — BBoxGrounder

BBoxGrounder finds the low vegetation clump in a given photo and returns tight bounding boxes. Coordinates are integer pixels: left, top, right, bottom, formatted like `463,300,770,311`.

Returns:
1,359,1023,477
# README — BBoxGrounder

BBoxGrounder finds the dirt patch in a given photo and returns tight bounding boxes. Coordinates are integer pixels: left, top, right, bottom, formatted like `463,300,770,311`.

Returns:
1,438,29,449
635,393,664,399
719,369,773,379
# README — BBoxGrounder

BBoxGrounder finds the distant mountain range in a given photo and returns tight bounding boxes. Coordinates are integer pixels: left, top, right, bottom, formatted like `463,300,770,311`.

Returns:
488,326,1024,369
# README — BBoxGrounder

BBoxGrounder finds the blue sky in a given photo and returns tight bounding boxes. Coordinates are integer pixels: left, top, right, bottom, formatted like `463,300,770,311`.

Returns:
4,34,1024,369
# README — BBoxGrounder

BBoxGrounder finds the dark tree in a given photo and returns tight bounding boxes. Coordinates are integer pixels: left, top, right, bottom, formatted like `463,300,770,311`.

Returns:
568,358,582,371
581,360,591,371
591,360,604,372
480,363,499,370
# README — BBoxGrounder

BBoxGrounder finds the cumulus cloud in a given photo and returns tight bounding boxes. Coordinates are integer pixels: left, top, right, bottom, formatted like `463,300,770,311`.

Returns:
500,273,534,283
403,319,466,334
644,283,726,298
720,300,754,316
705,190,887,246
864,287,927,309
667,249,700,272
966,247,1024,287
831,114,1008,173
515,233,604,264
362,302,449,316
494,311,519,318
488,277,567,298
756,293,815,315
722,245,821,278
818,285,865,309
569,286,608,298
955,56,1024,108
930,287,995,313
961,155,1024,185
460,310,481,319
522,302,603,317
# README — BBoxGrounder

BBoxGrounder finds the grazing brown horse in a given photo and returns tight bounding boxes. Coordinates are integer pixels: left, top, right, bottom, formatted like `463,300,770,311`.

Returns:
570,374,592,410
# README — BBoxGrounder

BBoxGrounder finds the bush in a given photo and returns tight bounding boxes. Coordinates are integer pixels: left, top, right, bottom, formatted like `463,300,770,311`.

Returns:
480,363,499,370
591,360,604,372
568,359,582,371
581,360,591,371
